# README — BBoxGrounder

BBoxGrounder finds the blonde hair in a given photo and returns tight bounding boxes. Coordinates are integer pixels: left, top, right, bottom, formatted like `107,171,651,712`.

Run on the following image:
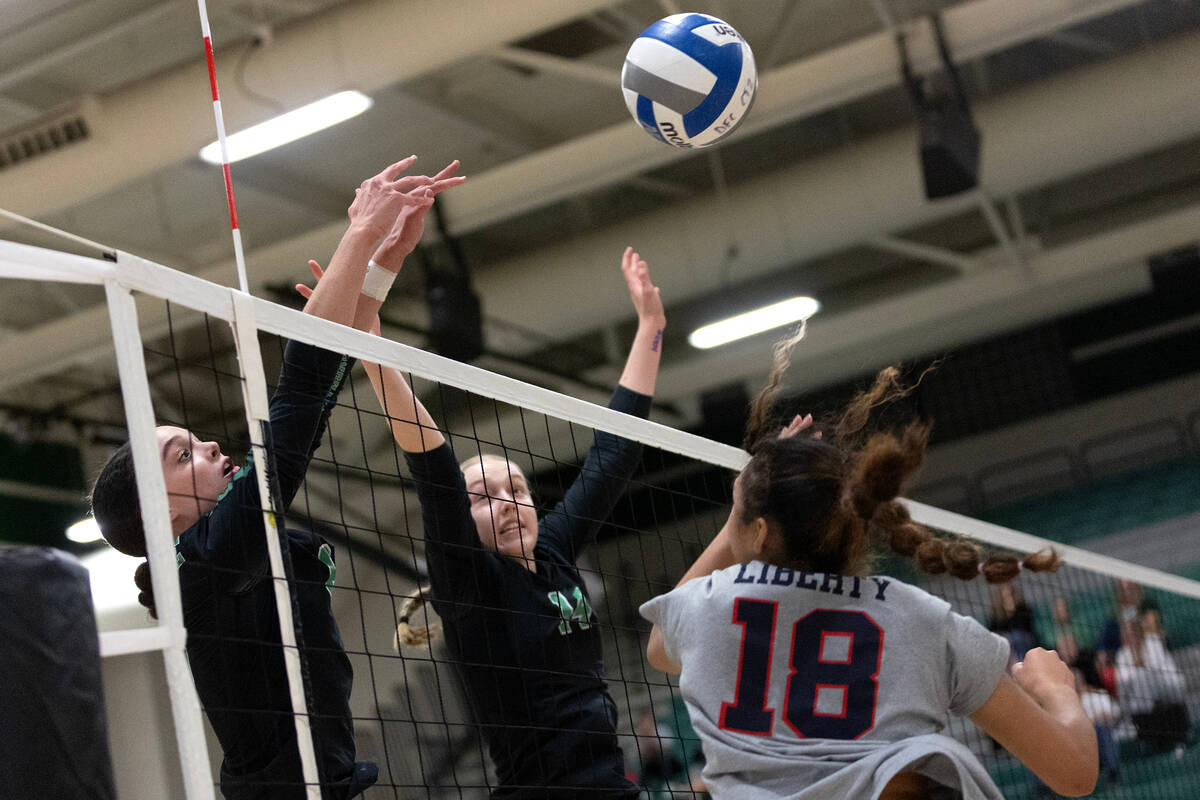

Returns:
459,453,524,478
393,584,438,650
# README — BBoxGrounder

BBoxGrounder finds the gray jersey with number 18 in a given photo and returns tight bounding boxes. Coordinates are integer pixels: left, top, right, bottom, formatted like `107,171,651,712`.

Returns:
639,561,1009,800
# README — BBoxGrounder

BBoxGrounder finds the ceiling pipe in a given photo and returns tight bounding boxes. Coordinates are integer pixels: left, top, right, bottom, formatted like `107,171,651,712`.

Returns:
0,0,620,217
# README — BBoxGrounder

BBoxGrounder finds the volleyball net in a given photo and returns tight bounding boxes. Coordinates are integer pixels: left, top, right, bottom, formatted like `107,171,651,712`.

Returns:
2,234,1199,799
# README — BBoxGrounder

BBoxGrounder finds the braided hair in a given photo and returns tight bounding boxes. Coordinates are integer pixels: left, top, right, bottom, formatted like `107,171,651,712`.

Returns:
393,585,438,650
740,328,1058,583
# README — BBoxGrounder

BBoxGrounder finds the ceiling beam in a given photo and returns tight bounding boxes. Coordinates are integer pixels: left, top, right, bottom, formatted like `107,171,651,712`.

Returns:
0,0,622,218
865,235,982,274
0,1,183,98
434,0,1152,237
471,27,1200,337
650,196,1193,401
490,46,621,87
3,22,1199,396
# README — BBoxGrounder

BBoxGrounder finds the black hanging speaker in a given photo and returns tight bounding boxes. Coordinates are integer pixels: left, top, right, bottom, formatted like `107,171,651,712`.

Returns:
917,92,981,199
899,16,981,200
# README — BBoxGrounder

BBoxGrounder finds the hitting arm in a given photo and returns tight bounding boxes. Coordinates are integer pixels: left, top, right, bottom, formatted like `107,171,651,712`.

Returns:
971,648,1098,797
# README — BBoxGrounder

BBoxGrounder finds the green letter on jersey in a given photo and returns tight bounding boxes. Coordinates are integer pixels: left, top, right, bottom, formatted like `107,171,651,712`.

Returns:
318,543,336,597
548,586,593,635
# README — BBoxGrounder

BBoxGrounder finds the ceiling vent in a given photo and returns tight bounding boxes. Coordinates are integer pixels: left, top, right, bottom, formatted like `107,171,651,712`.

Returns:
0,99,96,171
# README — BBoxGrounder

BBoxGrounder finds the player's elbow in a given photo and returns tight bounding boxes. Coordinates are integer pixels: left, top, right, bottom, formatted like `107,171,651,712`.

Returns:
646,628,680,675
1044,749,1098,797
1049,772,1097,797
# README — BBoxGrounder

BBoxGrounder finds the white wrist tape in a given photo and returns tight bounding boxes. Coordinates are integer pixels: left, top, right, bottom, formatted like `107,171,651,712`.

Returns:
361,259,397,301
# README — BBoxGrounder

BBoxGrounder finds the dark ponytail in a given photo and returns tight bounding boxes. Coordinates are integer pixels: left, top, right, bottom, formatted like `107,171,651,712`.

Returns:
91,441,159,616
133,561,158,619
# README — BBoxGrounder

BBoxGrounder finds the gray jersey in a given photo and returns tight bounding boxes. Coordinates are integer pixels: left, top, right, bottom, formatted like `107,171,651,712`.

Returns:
639,562,1009,800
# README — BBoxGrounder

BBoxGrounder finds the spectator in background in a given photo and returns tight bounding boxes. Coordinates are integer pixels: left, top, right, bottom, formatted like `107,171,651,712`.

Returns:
1050,595,1092,660
1139,601,1166,647
1099,579,1143,657
1115,617,1188,755
1074,666,1121,786
989,583,1040,664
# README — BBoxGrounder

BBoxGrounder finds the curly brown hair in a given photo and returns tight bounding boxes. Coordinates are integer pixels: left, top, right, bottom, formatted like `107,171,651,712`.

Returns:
740,328,1058,582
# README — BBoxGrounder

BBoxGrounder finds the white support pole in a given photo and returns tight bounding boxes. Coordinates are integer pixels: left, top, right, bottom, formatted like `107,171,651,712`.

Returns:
976,190,1022,267
866,234,982,273
228,291,321,799
104,278,215,800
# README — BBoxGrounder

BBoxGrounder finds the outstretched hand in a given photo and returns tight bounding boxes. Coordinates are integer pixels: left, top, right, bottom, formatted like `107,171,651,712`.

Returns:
621,246,665,329
779,413,821,439
296,260,382,336
375,160,466,267
348,156,437,237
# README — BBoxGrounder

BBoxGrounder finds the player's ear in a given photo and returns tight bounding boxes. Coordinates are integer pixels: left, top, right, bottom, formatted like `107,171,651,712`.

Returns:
750,517,771,557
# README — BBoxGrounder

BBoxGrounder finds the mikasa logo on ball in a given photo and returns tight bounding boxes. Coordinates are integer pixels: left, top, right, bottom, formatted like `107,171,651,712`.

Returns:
621,13,758,148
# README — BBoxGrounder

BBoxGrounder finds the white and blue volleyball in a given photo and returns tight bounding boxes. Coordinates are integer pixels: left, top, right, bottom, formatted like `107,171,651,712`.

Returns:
621,13,757,148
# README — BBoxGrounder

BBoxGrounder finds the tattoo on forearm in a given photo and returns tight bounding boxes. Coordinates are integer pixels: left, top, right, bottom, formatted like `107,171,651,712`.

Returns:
651,329,663,353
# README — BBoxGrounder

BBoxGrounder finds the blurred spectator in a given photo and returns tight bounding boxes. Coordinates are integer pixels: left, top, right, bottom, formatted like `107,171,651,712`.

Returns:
989,583,1040,664
1099,579,1144,657
1140,601,1165,646
1050,595,1092,661
1074,667,1121,786
1115,617,1188,755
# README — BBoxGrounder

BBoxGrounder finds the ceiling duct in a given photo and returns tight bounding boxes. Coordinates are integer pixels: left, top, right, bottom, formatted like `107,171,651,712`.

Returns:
0,97,97,171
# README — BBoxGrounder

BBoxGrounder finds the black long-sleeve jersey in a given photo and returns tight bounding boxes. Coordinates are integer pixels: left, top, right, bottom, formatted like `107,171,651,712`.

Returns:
174,340,375,800
404,386,650,799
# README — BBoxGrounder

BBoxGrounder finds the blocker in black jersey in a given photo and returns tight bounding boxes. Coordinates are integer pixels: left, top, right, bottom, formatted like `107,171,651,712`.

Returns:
174,341,377,799
404,386,650,799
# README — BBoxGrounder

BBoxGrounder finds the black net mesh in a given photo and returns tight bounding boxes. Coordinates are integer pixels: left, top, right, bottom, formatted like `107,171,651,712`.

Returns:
119,300,1200,799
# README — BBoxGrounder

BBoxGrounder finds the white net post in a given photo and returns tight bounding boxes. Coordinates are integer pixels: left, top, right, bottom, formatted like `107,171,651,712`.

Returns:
104,276,216,800
228,291,322,799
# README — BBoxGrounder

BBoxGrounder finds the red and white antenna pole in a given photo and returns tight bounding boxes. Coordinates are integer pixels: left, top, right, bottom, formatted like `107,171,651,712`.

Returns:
195,0,249,293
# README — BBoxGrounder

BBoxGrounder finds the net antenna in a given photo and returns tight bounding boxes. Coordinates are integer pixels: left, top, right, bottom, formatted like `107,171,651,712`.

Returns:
194,0,249,294
191,3,323,795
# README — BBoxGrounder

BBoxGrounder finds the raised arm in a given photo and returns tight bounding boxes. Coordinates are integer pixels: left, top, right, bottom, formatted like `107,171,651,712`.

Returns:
970,648,1098,796
358,163,463,453
303,156,433,326
297,161,465,453
617,246,666,395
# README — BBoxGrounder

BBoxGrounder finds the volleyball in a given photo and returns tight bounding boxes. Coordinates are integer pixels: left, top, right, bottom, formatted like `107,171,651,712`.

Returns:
621,13,757,148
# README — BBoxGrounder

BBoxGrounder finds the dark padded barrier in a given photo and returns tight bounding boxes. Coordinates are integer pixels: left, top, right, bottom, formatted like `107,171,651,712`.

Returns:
0,546,117,800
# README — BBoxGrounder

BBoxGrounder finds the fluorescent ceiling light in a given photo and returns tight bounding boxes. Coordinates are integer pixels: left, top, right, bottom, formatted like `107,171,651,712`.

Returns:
688,296,821,350
199,90,373,164
67,517,103,544
81,546,143,616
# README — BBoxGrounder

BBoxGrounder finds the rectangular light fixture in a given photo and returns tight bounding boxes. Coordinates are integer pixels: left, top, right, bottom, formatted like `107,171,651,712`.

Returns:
67,517,103,543
199,90,373,164
688,296,820,350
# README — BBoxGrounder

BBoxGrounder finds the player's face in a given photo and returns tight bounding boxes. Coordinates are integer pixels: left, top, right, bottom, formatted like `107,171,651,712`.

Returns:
462,457,539,562
156,426,239,531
